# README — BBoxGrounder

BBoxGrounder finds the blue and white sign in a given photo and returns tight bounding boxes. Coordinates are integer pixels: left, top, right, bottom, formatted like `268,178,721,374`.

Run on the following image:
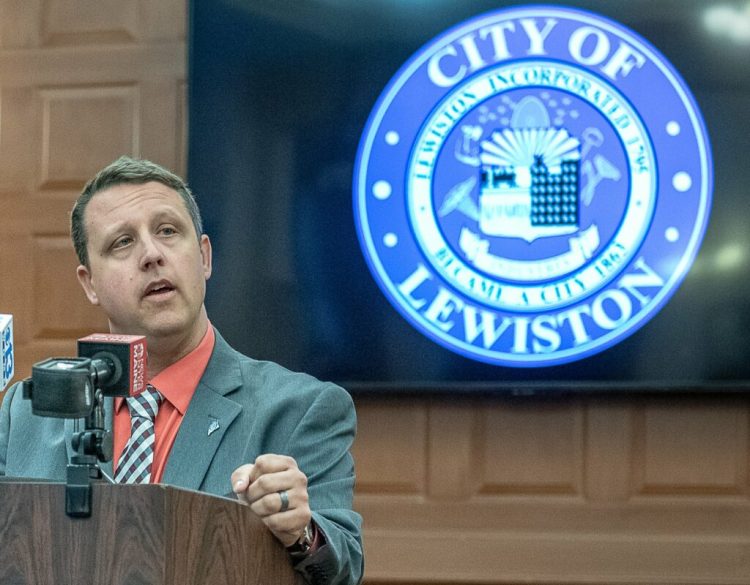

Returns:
353,6,713,367
1,314,14,390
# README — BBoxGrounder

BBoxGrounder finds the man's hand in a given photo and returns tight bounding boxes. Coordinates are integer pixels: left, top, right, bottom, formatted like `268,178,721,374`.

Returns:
231,454,312,547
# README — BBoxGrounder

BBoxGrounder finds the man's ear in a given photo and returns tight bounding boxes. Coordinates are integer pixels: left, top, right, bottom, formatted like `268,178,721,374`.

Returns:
200,234,213,280
76,264,100,305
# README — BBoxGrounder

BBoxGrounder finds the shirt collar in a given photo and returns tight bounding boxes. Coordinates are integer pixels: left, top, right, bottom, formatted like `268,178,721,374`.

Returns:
115,324,216,415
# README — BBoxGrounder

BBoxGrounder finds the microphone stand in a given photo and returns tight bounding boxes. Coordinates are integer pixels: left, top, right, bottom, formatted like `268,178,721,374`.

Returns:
23,345,143,518
66,388,114,518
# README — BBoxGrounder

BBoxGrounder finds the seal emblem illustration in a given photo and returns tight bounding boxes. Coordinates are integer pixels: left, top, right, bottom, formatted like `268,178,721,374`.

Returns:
353,6,712,367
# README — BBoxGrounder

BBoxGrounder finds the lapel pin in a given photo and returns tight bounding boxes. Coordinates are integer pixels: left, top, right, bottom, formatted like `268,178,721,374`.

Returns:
208,417,220,437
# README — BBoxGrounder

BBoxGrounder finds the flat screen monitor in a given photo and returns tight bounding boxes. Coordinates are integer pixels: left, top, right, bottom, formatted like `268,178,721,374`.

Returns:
188,0,750,391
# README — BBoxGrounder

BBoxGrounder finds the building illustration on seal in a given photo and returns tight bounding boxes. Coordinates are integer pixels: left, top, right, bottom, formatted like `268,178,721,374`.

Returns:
476,98,582,242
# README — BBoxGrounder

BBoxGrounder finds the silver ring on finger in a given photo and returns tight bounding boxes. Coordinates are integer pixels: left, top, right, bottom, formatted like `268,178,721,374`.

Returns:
278,490,290,513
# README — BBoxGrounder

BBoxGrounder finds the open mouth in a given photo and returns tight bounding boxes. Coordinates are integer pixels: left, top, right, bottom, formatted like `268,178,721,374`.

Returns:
145,281,175,297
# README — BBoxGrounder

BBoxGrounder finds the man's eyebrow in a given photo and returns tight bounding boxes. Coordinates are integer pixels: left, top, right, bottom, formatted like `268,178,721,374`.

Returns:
97,220,131,243
152,208,188,223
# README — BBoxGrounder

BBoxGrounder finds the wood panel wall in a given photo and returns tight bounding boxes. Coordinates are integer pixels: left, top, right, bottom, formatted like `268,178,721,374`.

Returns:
352,394,750,584
1,2,749,584
0,0,187,376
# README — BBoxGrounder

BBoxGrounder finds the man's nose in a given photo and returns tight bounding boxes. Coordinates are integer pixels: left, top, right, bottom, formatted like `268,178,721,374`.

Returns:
139,236,165,270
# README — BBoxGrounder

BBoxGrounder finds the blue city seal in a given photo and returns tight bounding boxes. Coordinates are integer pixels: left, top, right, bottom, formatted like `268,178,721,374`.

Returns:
353,5,713,367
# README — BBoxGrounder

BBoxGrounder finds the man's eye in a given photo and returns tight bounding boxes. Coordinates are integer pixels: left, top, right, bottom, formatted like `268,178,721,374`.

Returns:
160,226,177,236
113,236,132,249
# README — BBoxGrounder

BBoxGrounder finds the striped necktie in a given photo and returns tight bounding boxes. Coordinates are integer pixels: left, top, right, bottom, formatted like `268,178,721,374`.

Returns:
115,385,163,484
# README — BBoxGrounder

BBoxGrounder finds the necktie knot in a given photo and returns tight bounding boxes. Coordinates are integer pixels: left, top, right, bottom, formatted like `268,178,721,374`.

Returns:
126,385,162,421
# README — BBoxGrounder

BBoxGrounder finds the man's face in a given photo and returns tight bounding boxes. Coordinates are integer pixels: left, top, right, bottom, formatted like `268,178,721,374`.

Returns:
76,182,212,343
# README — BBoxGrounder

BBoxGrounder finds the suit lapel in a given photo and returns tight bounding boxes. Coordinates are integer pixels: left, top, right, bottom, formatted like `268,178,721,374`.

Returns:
161,331,244,490
64,418,77,463
101,396,114,477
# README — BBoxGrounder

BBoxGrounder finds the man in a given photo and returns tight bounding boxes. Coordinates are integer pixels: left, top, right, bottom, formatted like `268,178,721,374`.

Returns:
0,156,363,585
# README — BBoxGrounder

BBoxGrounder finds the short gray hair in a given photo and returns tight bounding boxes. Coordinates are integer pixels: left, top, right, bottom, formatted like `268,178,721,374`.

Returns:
71,156,203,266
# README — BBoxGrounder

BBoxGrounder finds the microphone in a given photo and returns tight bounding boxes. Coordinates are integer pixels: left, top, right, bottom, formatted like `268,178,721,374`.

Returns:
77,333,147,397
1,314,14,392
22,334,146,418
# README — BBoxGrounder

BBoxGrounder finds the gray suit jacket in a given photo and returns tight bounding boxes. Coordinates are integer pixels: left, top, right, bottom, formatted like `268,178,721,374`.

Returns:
0,330,363,585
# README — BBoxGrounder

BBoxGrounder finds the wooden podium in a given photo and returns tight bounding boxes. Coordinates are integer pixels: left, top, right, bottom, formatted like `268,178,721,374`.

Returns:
0,480,302,585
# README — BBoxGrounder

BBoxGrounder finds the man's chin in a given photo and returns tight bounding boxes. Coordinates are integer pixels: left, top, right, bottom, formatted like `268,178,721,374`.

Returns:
109,316,186,340
107,306,207,348
144,320,191,340
144,313,207,344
